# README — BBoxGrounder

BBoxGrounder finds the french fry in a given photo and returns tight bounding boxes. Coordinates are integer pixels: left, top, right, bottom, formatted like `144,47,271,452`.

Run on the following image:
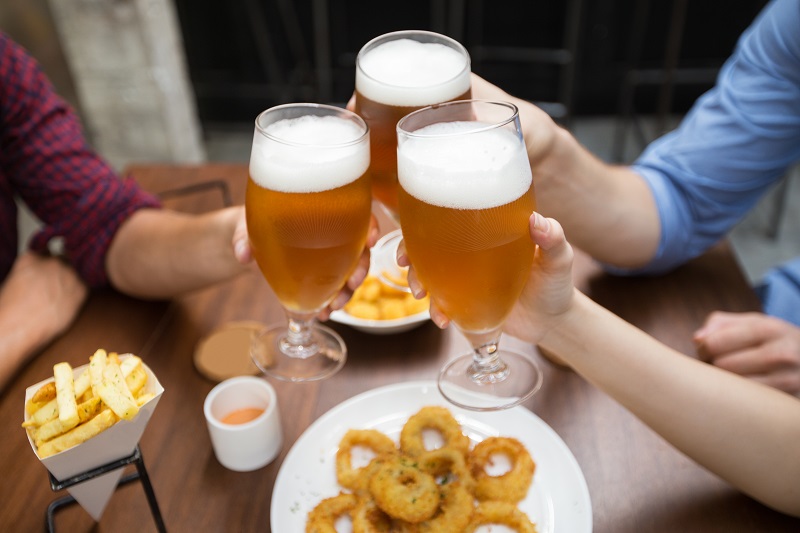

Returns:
34,397,102,448
31,382,56,404
136,392,156,407
23,350,152,457
97,362,139,421
25,397,51,418
89,348,107,396
126,366,148,397
344,273,430,320
54,363,79,428
37,409,117,459
120,355,143,377
21,398,58,428
22,369,92,429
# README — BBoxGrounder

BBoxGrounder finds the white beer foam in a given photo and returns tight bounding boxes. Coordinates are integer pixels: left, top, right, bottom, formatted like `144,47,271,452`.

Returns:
356,39,470,107
397,121,532,210
249,115,369,193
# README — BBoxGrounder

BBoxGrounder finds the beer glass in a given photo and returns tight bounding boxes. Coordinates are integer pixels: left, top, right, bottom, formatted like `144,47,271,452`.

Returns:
397,100,543,410
355,30,471,288
247,104,371,381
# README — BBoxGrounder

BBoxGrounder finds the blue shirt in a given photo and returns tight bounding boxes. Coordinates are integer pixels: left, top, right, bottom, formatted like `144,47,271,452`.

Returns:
627,0,800,324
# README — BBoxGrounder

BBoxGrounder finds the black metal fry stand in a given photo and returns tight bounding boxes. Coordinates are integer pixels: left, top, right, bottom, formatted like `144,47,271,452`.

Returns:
45,445,166,532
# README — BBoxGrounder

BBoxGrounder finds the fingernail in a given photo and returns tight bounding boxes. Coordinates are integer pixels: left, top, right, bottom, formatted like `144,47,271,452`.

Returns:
533,212,550,232
397,252,408,267
234,239,247,261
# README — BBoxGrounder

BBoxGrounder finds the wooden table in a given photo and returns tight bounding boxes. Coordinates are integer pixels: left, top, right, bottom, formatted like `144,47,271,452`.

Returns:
1,163,798,532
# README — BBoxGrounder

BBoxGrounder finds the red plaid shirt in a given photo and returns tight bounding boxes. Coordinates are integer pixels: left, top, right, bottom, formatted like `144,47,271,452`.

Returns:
0,32,160,287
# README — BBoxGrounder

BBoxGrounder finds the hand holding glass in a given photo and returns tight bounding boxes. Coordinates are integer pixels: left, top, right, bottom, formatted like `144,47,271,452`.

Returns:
397,100,543,410
246,104,372,381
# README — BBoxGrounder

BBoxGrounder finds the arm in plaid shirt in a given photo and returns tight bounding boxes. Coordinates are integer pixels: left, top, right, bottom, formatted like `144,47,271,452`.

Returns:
0,31,160,287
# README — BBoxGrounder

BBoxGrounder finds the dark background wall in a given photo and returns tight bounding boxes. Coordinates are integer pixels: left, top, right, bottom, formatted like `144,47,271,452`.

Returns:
173,0,768,127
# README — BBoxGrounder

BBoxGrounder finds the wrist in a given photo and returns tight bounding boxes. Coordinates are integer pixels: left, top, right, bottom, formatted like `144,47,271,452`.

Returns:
537,289,590,365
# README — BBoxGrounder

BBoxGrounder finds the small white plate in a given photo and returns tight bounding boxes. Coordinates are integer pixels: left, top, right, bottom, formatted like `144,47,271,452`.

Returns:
329,308,430,335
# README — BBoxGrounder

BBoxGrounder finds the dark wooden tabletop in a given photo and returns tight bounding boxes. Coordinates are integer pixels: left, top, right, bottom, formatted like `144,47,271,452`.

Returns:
1,163,797,532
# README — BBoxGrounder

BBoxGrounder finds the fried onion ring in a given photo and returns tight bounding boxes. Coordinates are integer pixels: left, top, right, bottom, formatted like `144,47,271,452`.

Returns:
465,501,538,533
352,497,419,533
305,493,358,533
399,406,469,457
417,484,473,533
418,446,474,492
469,436,535,503
368,456,440,523
337,429,398,492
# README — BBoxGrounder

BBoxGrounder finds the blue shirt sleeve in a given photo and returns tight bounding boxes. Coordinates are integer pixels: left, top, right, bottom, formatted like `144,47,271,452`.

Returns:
758,257,800,327
621,0,800,276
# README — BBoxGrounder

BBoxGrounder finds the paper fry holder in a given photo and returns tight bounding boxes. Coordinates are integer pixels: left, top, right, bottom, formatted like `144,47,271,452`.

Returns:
23,357,166,531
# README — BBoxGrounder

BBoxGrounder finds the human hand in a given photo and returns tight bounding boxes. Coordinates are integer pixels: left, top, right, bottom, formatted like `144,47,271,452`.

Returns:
503,213,576,345
399,212,576,345
694,311,800,395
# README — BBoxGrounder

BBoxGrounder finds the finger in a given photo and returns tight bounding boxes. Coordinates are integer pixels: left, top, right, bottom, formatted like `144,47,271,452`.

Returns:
429,300,449,329
709,346,784,376
328,286,353,313
406,264,427,299
529,212,573,272
695,316,768,356
347,248,370,291
367,214,380,248
231,207,252,264
396,239,408,267
693,311,745,342
346,93,356,112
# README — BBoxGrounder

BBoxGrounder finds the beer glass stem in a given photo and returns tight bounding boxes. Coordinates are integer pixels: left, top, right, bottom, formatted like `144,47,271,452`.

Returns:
280,311,318,359
467,336,510,384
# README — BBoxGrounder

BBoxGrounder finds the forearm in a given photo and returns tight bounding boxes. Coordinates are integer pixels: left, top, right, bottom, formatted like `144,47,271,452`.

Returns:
540,290,800,516
531,126,661,268
0,254,88,393
106,206,248,299
0,309,49,393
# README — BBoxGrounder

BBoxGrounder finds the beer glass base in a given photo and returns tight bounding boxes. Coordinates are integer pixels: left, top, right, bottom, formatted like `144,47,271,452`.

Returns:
437,349,543,411
250,322,347,382
372,229,412,293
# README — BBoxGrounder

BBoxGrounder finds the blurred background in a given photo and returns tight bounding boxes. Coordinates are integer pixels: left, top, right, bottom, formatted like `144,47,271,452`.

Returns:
2,0,796,284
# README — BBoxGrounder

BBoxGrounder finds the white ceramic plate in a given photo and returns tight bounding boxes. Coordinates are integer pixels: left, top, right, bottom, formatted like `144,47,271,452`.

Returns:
270,380,592,533
328,308,430,335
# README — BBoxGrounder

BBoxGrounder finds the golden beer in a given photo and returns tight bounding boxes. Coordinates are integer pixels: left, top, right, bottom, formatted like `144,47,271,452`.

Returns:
246,172,371,313
246,108,371,314
397,114,535,335
398,185,535,333
355,31,471,216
